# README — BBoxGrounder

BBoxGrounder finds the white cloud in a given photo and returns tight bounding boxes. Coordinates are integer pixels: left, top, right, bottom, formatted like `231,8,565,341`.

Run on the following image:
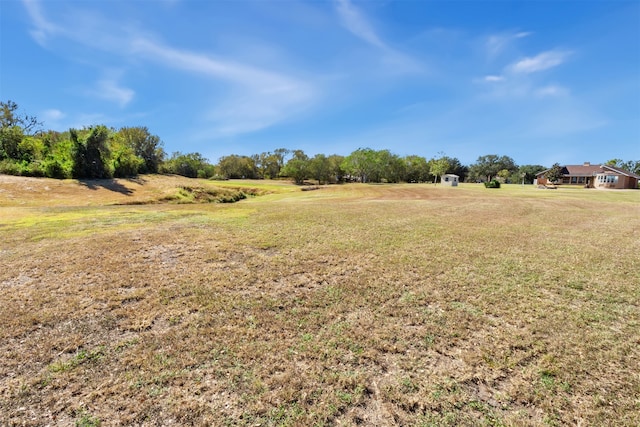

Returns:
535,85,569,98
335,0,385,49
510,50,571,74
129,38,316,134
515,31,532,39
485,31,531,59
484,75,505,82
42,108,65,121
22,0,61,45
334,0,424,74
129,38,303,92
92,79,135,107
21,0,317,137
486,35,508,59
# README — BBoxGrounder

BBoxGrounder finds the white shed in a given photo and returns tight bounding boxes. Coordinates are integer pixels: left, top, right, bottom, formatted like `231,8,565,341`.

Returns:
442,174,459,186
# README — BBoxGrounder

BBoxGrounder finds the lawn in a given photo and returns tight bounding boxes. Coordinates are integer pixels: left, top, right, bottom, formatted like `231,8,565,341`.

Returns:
1,176,638,426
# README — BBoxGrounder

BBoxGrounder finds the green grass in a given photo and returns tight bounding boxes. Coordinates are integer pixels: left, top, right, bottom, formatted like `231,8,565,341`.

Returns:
1,178,639,425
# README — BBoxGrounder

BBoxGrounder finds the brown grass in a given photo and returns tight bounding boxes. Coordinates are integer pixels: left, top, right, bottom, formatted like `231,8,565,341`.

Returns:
1,176,639,426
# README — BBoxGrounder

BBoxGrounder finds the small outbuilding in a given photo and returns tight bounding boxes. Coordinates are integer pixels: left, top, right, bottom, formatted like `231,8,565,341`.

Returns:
442,174,459,186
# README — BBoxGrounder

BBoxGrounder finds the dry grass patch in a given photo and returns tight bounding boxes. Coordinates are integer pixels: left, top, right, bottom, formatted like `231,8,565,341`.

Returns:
1,179,639,426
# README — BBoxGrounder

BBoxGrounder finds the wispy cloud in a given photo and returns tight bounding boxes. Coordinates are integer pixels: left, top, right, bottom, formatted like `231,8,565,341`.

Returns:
129,38,303,92
510,50,571,74
486,35,509,59
92,78,135,107
334,0,423,74
485,31,531,59
42,108,65,121
129,37,316,134
21,0,317,137
41,108,66,128
535,85,569,98
483,75,504,82
22,0,61,45
476,44,573,99
335,0,385,49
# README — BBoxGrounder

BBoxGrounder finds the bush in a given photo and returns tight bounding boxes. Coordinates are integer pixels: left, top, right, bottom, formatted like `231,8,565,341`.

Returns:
484,179,501,188
43,158,72,179
0,159,20,175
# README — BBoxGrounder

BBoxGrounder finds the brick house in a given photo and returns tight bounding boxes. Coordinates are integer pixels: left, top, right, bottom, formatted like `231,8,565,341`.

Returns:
535,162,639,189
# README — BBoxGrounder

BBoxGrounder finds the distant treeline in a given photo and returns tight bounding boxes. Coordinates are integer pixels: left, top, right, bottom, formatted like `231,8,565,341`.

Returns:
1,101,637,184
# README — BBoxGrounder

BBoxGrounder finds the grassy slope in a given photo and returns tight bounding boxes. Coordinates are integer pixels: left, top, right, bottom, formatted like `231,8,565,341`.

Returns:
0,177,639,426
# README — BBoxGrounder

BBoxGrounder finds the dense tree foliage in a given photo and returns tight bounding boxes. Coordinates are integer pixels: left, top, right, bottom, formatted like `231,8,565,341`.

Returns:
545,163,563,183
119,127,164,174
160,152,215,178
0,101,166,179
280,150,310,184
468,154,518,182
518,164,546,184
218,154,258,179
428,156,450,184
403,155,430,183
607,159,640,175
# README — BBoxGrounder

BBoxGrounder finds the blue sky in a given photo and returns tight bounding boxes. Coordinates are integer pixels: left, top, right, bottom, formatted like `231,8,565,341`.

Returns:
1,0,638,166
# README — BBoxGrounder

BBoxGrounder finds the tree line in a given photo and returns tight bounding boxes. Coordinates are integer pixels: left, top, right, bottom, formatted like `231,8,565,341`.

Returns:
1,101,637,184
0,100,212,179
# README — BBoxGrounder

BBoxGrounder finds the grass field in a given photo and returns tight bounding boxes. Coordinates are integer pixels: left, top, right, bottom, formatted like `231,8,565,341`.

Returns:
1,175,639,426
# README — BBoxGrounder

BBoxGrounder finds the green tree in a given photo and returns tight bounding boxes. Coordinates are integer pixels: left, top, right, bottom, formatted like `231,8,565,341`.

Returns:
109,133,144,177
375,149,405,183
118,127,164,173
518,164,546,184
218,154,258,179
71,126,112,179
253,151,283,179
607,159,640,175
429,156,450,184
403,155,430,182
0,125,24,160
280,150,309,184
327,154,345,183
469,154,517,182
161,152,213,178
41,130,73,179
309,153,331,184
0,101,42,163
273,148,290,171
545,163,563,184
342,148,378,183
497,169,511,182
0,100,41,135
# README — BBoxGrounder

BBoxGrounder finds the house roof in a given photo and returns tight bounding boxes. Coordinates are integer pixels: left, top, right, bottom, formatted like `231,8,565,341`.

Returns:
536,163,640,179
562,165,603,177
602,164,640,179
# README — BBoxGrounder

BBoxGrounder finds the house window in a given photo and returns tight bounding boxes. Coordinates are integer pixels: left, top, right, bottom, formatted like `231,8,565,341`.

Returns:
571,176,577,184
578,177,585,184
599,175,619,184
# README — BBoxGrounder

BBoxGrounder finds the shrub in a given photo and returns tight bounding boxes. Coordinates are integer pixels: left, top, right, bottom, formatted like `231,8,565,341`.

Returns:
484,179,501,188
0,159,20,175
43,158,72,179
